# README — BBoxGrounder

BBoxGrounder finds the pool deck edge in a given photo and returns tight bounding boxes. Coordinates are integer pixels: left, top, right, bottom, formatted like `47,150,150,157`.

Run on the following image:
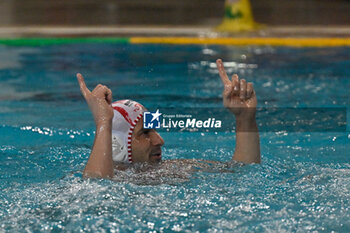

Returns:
1,26,350,46
1,26,350,37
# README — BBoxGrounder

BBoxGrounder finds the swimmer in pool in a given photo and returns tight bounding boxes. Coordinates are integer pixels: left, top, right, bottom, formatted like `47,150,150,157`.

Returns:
77,59,260,178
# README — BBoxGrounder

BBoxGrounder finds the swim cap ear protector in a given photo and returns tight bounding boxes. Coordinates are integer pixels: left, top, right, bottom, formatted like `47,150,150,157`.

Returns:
111,100,145,163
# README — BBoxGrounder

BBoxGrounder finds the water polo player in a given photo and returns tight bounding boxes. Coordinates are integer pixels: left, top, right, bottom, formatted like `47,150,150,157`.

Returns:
77,59,260,178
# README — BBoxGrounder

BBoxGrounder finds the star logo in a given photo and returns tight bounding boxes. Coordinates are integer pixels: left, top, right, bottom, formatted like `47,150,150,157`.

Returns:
150,109,162,123
143,110,162,129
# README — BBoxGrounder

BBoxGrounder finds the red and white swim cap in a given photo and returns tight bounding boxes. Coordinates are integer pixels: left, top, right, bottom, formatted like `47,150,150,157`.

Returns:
111,100,145,163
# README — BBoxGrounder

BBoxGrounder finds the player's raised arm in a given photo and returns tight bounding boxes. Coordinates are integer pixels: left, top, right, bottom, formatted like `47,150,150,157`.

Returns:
216,59,260,164
77,73,115,178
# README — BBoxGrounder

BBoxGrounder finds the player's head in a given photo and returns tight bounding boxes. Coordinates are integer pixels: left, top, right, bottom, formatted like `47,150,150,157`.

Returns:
111,100,164,163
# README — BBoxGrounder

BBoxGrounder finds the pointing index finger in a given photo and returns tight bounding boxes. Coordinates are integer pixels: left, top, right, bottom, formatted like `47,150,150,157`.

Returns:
76,73,91,99
216,59,231,85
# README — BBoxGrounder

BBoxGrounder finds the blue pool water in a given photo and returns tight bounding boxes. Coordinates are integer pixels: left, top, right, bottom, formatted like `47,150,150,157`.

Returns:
0,44,349,232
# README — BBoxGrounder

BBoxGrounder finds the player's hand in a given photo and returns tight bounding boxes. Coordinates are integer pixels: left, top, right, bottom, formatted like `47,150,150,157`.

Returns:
216,59,257,120
77,73,114,126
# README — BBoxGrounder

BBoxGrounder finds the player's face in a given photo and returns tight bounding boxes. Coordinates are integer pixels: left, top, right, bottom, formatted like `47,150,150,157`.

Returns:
131,118,164,163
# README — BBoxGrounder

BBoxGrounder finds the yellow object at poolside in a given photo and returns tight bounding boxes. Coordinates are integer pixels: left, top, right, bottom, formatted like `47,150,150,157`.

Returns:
216,0,260,32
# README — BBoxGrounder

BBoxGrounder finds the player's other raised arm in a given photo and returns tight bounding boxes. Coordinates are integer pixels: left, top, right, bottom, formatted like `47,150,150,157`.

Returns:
216,59,260,164
77,73,115,178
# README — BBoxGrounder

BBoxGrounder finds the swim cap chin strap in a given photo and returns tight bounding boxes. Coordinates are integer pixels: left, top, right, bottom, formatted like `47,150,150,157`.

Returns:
111,100,145,163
